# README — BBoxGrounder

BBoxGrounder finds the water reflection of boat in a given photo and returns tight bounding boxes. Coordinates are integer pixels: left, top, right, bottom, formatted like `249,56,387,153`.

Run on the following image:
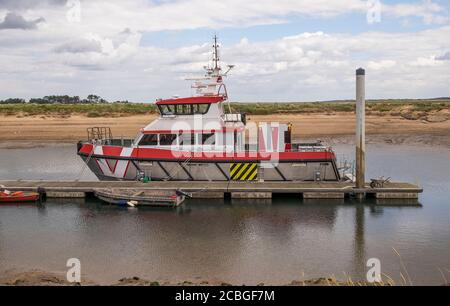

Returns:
94,189,186,207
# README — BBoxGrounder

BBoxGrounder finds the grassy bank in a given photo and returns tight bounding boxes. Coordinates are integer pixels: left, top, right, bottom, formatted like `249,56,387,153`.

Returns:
0,103,155,117
230,99,450,115
1,99,449,117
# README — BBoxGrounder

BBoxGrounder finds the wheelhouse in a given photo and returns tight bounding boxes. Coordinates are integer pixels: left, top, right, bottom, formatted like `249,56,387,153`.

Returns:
156,96,224,117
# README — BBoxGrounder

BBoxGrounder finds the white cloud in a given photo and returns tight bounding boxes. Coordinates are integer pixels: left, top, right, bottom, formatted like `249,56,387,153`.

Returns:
0,12,45,30
367,60,397,70
383,0,449,25
0,0,449,101
410,56,441,67
436,51,450,61
2,0,446,36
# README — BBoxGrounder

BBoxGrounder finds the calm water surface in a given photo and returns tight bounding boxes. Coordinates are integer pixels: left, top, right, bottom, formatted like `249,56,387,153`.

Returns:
0,143,449,285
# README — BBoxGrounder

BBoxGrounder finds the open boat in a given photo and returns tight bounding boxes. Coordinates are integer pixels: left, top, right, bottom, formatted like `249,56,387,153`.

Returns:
94,189,187,207
0,191,40,203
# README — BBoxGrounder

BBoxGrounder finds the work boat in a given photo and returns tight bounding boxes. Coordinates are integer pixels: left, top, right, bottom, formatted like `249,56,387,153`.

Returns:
77,38,340,182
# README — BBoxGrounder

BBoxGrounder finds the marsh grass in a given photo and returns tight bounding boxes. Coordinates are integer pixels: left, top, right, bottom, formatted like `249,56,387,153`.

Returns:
230,99,450,115
0,103,156,116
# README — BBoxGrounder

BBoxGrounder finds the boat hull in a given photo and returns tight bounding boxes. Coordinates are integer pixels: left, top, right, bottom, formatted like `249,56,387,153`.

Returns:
79,157,340,182
0,192,40,203
94,189,185,207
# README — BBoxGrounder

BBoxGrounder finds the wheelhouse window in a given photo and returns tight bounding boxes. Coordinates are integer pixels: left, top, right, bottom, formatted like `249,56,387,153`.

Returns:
159,134,177,146
138,134,158,146
174,104,192,115
158,103,211,116
179,133,196,146
202,133,215,145
193,104,210,114
158,105,175,116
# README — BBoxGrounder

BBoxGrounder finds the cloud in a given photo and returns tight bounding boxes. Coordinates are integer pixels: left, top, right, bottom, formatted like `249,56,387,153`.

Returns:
383,0,449,25
0,12,45,30
436,51,450,61
367,60,397,70
0,0,67,10
0,1,449,101
54,38,103,53
15,0,443,38
53,31,142,70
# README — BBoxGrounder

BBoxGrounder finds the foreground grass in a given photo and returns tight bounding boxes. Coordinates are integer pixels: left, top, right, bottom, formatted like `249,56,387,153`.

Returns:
0,99,449,117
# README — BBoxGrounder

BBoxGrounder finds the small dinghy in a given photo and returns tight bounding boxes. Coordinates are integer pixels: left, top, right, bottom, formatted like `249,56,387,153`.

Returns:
94,188,188,207
0,190,40,203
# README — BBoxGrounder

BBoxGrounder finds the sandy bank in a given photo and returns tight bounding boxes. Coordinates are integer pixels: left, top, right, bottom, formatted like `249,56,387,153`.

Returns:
0,113,449,146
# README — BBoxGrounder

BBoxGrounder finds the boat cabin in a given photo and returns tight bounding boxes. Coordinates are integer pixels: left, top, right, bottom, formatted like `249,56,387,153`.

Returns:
132,94,292,154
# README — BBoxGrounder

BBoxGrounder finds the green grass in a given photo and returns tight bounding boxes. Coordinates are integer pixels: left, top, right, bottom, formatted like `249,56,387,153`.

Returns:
230,99,450,115
0,99,449,117
0,103,156,116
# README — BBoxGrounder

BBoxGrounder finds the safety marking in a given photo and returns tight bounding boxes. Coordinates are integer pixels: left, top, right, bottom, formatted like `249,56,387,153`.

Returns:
230,163,258,181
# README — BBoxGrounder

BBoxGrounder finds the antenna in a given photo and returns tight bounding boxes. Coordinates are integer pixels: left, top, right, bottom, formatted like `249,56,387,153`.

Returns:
186,36,234,101
224,65,234,75
213,35,219,70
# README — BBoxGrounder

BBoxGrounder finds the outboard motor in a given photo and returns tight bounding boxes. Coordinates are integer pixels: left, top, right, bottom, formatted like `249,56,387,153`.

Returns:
37,186,47,203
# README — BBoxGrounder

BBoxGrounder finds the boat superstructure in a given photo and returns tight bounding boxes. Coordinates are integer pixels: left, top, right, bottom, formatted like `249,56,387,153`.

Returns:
77,37,341,182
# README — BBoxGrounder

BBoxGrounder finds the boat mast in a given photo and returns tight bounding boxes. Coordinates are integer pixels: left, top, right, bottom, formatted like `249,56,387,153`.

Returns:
212,36,233,113
188,36,234,113
213,35,219,71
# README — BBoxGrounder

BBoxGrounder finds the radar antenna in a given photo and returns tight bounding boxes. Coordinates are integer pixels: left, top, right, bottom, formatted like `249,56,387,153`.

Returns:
213,35,219,70
187,36,234,114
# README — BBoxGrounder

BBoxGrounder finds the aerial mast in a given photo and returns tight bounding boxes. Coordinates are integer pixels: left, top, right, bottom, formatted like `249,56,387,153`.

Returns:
213,35,220,71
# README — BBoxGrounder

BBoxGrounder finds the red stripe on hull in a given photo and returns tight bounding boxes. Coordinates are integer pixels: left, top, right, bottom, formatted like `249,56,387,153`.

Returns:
79,144,336,162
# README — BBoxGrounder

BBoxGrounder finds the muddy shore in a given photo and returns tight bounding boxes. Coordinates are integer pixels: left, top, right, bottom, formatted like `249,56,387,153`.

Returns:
0,113,449,148
0,270,394,286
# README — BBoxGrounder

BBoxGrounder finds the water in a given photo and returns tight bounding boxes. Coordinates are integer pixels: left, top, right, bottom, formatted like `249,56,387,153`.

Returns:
0,143,449,285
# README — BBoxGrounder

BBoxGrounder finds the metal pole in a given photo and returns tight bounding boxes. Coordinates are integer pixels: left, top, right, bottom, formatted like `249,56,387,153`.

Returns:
356,68,366,197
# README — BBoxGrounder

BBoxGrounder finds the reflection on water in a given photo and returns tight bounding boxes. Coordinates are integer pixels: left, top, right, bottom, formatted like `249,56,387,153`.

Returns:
0,144,450,285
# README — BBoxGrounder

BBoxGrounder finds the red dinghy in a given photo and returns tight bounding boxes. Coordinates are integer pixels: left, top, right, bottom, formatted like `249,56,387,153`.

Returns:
0,191,40,203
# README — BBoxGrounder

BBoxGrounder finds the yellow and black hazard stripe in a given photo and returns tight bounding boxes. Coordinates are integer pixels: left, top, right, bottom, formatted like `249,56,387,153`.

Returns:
230,163,258,181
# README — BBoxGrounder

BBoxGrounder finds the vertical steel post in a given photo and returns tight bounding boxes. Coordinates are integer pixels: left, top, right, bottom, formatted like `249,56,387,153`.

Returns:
356,68,366,197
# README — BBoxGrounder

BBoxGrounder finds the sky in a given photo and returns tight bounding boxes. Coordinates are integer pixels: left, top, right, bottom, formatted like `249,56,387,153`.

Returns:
0,0,449,102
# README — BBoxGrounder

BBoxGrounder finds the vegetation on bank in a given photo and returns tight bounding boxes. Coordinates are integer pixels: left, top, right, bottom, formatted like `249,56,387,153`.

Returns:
0,97,449,119
0,103,155,117
230,99,450,115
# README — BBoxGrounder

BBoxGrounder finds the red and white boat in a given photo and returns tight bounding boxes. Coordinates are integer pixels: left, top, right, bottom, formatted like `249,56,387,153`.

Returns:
77,37,341,182
0,191,40,203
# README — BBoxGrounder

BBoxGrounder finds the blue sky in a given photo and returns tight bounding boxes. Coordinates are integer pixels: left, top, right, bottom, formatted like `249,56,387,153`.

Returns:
0,0,449,102
141,0,450,48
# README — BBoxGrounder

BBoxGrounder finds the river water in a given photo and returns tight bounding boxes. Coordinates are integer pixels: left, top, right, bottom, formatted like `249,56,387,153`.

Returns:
0,142,449,285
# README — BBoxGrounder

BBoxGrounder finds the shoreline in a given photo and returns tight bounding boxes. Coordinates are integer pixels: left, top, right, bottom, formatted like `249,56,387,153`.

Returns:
2,269,448,286
0,270,391,286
